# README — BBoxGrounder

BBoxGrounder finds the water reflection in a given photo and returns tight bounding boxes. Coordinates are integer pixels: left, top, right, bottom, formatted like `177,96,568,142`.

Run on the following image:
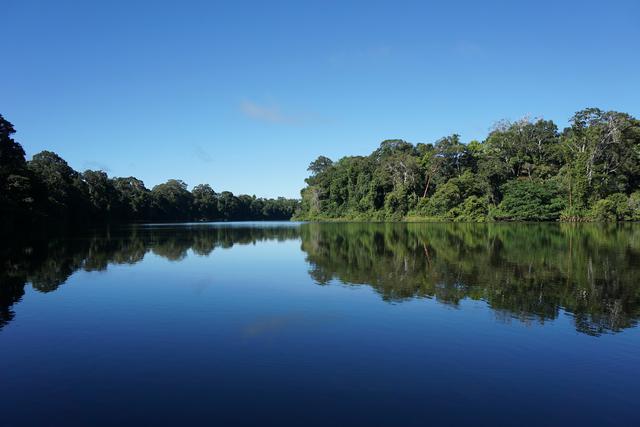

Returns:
0,224,300,328
2,222,640,335
302,223,640,336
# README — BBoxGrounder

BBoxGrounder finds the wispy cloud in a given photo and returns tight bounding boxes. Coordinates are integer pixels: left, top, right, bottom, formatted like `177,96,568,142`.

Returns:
193,144,213,163
239,99,332,126
239,100,298,124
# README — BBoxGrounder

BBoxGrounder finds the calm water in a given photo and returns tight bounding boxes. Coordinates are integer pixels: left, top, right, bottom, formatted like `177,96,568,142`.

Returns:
1,222,639,426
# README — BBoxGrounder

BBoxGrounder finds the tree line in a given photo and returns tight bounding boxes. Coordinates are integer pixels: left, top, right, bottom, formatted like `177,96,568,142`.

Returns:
0,114,299,231
296,108,640,221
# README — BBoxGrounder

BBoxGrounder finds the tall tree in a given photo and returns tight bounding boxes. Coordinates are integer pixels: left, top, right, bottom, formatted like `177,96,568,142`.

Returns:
113,177,150,220
81,170,118,219
0,115,35,226
151,179,193,220
28,151,87,221
561,108,640,210
192,184,219,220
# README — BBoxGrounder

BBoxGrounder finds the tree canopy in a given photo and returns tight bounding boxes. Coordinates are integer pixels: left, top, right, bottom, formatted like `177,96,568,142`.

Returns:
296,108,640,222
0,114,299,232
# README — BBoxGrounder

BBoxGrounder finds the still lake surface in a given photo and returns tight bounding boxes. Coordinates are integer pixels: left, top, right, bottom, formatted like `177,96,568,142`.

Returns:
1,222,639,426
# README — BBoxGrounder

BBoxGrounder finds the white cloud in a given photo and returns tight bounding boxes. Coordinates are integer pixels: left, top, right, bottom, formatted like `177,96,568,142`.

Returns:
240,100,297,124
239,99,331,126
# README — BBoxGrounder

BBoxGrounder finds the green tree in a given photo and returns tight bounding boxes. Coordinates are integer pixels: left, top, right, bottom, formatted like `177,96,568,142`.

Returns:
561,108,640,213
28,151,87,221
151,179,193,220
0,115,36,227
307,155,334,176
81,170,118,219
192,184,219,220
113,177,150,220
217,191,239,220
493,179,565,221
590,193,630,222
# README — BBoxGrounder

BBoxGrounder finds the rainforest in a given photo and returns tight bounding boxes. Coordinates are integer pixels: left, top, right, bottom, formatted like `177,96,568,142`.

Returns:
0,114,298,233
295,108,640,222
3,108,640,231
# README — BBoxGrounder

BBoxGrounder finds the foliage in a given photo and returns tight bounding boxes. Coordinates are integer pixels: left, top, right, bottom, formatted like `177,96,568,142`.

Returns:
492,179,565,221
0,115,36,225
151,179,194,220
449,195,490,222
0,114,299,229
629,192,640,220
589,193,631,222
296,108,640,222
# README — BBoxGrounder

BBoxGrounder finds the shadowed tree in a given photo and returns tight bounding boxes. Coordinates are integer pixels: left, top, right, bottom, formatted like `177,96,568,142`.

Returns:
28,150,88,222
0,114,36,228
192,184,219,220
113,177,151,220
151,179,193,220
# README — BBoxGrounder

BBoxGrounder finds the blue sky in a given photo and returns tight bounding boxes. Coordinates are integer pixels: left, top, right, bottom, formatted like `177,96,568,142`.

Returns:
3,0,639,198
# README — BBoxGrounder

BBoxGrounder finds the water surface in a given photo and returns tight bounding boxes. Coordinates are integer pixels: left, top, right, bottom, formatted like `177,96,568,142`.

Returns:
1,222,639,426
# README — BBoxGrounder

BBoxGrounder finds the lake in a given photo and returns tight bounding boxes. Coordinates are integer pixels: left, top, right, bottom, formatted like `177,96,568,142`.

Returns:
1,222,639,426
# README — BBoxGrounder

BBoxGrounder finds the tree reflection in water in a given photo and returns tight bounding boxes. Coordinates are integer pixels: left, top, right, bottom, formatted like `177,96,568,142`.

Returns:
2,223,639,336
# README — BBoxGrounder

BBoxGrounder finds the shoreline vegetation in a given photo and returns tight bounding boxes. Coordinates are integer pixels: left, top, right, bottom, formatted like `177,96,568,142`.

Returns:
0,114,299,233
3,107,640,231
294,108,640,223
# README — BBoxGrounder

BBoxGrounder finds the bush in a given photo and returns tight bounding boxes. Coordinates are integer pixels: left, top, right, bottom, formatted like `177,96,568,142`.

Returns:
424,181,461,217
629,192,640,220
590,193,630,221
447,195,489,222
494,179,564,221
590,199,616,222
383,186,409,218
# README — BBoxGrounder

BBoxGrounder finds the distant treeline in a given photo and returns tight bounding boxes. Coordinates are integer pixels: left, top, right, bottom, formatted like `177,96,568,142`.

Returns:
295,108,640,221
0,114,299,231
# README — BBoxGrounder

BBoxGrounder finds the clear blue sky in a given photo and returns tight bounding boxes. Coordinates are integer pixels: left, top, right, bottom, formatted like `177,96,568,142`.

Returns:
3,0,639,198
